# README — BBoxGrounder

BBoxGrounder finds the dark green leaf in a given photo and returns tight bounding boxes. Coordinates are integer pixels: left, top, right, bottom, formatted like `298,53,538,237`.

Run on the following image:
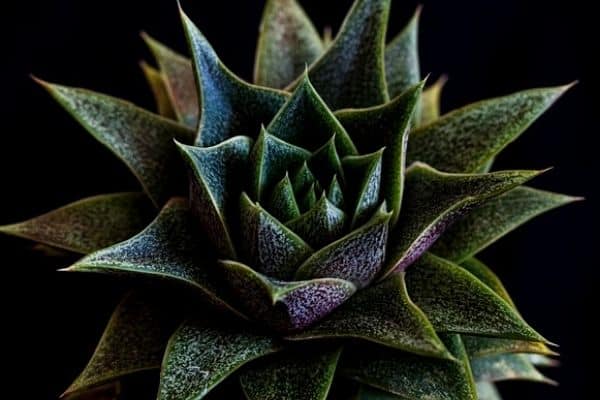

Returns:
63,382,121,400
405,254,546,342
385,7,421,98
158,318,280,400
343,150,384,228
177,136,253,259
254,0,325,89
407,85,571,173
179,8,289,146
240,345,341,400
295,203,392,288
420,75,446,126
289,274,449,358
475,382,502,400
432,186,581,263
383,163,543,277
471,354,555,385
36,80,195,206
463,336,556,359
292,161,317,193
298,182,318,212
459,258,516,307
0,193,153,254
354,385,402,400
286,194,347,248
309,134,344,183
268,173,301,222
140,61,176,119
327,175,345,208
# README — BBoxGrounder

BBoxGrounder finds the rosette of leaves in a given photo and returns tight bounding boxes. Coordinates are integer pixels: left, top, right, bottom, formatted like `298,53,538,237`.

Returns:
1,0,578,399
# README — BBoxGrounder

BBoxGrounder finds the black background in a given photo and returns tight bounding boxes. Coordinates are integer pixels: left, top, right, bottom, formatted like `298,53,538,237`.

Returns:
2,0,596,399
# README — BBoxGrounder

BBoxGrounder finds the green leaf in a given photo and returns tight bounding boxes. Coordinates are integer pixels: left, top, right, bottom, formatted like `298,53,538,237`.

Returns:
179,8,289,146
63,382,121,400
341,334,477,400
302,0,391,109
0,193,153,254
63,291,178,397
240,192,312,280
286,194,347,248
459,258,516,307
158,318,280,400
432,186,581,263
67,198,240,316
471,354,555,384
288,274,449,358
292,161,318,193
268,74,357,156
140,61,176,119
336,82,424,226
385,7,421,99
177,136,253,259
383,163,543,277
327,175,345,208
475,382,502,400
309,134,344,183
36,80,195,206
240,345,341,400
354,385,402,400
249,127,311,201
420,75,447,126
343,150,384,228
268,173,301,222
254,0,325,89
462,336,556,359
298,182,318,212
295,203,392,288
142,33,199,127
407,85,571,173
220,260,356,332
405,254,546,342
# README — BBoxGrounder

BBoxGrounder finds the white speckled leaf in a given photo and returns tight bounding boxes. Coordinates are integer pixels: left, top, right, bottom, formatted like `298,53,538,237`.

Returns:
268,173,301,222
407,85,571,173
383,163,543,277
220,260,356,332
327,175,345,208
419,75,447,126
37,80,195,206
254,0,325,89
158,318,281,400
470,354,555,385
286,194,347,248
177,137,253,259
179,8,289,146
343,150,384,228
142,33,199,127
288,274,449,359
432,186,581,263
463,336,556,359
0,193,153,254
240,345,341,400
140,61,176,119
295,203,392,288
385,7,420,99
405,254,546,342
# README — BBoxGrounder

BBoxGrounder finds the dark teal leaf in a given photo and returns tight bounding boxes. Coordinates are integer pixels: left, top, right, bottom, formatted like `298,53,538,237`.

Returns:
286,194,347,248
383,163,543,277
177,137,253,259
432,186,581,263
240,192,312,280
475,382,502,400
298,182,318,212
303,0,391,109
405,254,547,342
385,7,421,99
289,274,449,358
220,260,356,332
420,75,447,126
254,0,324,89
0,193,153,254
309,134,344,183
471,354,555,385
343,149,384,228
463,336,556,359
268,173,301,222
158,318,280,400
179,8,289,146
327,175,345,208
407,85,571,173
36,80,195,206
295,203,391,288
292,161,317,193
140,61,176,119
142,33,199,127
459,258,516,308
240,345,341,400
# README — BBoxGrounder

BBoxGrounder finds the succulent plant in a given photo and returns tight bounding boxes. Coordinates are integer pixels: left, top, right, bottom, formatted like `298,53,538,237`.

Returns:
1,0,579,399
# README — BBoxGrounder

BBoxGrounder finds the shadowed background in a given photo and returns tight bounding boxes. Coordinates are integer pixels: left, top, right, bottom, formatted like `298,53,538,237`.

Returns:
2,0,596,398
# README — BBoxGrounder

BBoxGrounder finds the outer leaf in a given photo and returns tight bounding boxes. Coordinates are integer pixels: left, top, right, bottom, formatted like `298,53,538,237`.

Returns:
63,382,121,400
463,336,556,359
240,192,312,280
140,61,176,118
302,0,391,109
240,345,341,400
383,163,543,277
177,137,253,259
0,193,153,254
471,354,555,384
179,8,289,146
475,382,502,400
268,75,357,156
459,258,516,307
220,260,356,332
354,385,402,400
385,7,421,98
286,194,347,248
268,173,301,222
295,203,392,289
432,186,581,263
405,253,546,342
343,150,384,228
158,318,280,400
254,0,325,89
67,198,239,316
288,274,449,359
407,85,571,173
142,33,199,127
36,80,195,206
420,75,447,126
63,291,178,397
336,82,424,225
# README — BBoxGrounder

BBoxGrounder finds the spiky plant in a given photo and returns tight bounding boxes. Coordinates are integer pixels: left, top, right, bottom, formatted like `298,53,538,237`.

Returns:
1,0,578,399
